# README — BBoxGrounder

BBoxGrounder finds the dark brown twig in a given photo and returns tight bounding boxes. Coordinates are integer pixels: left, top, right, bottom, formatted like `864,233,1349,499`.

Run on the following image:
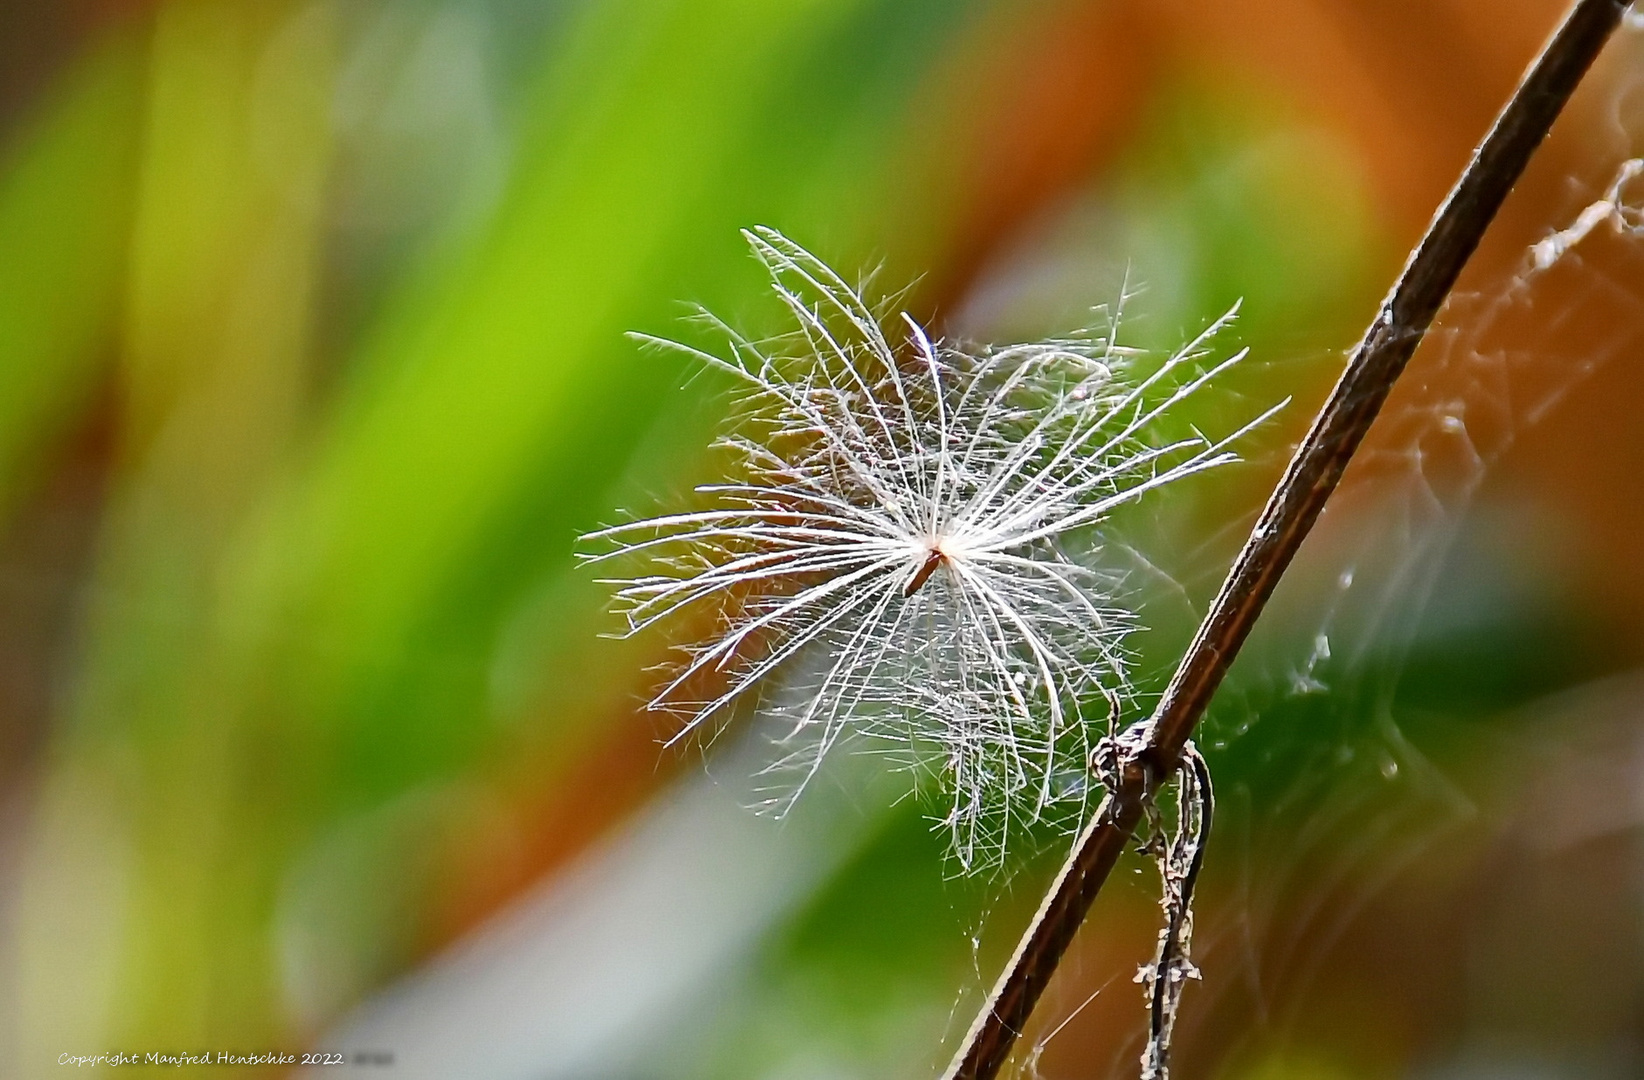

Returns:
941,3,1631,1077
1140,741,1212,1079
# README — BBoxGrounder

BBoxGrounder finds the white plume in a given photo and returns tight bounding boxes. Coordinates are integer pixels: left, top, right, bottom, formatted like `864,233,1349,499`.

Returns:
581,227,1276,870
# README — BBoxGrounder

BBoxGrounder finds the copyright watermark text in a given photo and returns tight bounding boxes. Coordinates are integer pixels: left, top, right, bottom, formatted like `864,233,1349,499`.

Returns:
57,1050,392,1068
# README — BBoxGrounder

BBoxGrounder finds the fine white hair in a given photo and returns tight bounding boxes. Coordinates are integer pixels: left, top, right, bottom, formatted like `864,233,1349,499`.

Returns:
581,227,1275,871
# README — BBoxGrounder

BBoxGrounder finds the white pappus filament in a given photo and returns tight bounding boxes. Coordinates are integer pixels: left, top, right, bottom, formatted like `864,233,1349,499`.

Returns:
580,226,1278,871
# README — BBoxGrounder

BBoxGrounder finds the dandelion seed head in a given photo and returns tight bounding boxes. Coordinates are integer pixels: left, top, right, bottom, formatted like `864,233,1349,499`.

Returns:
580,227,1270,871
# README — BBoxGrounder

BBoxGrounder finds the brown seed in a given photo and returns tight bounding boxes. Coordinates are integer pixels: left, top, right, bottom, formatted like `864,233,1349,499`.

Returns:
903,549,944,597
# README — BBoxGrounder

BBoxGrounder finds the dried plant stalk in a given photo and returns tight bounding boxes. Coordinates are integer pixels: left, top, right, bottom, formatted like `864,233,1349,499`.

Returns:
942,1,1631,1076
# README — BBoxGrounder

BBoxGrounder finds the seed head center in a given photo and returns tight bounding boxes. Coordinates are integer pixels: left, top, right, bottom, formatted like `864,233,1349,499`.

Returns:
903,538,949,597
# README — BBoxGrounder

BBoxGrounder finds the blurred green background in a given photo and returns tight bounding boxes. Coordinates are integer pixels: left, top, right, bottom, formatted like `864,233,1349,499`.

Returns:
3,1,1644,1077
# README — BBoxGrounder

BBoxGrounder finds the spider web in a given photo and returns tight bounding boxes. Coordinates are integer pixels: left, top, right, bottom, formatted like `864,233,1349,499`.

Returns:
550,115,1644,1080
553,128,1644,1080
999,147,1644,1080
